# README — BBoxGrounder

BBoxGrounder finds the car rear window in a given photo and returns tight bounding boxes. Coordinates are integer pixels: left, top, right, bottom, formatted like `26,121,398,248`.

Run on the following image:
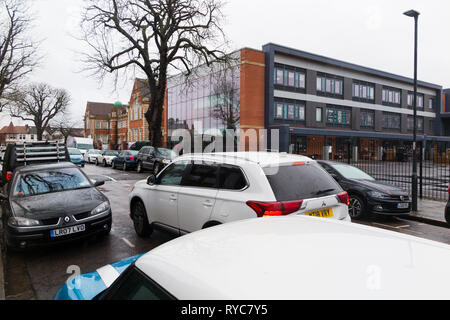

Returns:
218,165,247,190
264,163,342,201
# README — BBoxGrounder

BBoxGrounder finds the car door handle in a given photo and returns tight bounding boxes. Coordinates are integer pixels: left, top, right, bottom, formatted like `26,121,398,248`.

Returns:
169,195,177,201
202,200,213,207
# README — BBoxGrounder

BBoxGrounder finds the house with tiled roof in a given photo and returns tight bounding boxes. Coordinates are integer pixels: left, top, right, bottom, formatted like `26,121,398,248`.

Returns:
0,122,35,145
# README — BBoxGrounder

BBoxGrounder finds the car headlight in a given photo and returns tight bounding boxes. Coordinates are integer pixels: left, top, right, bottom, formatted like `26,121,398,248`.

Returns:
91,201,110,216
368,191,389,199
162,159,171,165
8,217,40,227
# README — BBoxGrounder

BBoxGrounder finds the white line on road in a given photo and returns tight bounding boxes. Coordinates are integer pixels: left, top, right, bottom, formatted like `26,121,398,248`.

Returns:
122,238,135,248
102,175,118,183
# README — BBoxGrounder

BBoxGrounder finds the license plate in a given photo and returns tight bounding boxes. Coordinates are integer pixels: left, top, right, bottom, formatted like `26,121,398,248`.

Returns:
50,225,86,238
305,208,333,218
397,203,409,209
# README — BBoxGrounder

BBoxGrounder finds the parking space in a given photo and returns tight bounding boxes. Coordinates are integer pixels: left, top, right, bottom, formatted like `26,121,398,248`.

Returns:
1,163,449,300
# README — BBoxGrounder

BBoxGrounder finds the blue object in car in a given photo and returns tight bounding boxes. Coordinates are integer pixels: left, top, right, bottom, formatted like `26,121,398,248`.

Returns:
68,148,85,167
54,255,142,300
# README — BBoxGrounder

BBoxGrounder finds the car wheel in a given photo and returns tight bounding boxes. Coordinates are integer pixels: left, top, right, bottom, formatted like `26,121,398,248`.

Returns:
132,200,153,237
153,162,160,175
136,162,143,173
445,207,450,225
95,158,99,166
111,161,116,169
103,160,107,167
348,194,366,219
123,162,128,171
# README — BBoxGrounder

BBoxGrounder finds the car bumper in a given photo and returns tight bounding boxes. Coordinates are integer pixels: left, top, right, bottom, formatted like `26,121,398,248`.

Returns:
367,198,412,216
71,160,85,166
5,212,112,250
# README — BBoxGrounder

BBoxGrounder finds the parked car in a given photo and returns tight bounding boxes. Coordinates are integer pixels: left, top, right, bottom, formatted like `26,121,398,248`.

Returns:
96,150,119,167
84,149,102,164
67,137,94,157
129,152,350,238
136,147,176,174
68,148,85,167
0,142,111,250
111,150,139,171
54,215,450,300
445,183,450,225
317,161,411,219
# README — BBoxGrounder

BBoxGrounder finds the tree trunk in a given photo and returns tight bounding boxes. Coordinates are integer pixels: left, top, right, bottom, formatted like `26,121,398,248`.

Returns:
145,84,166,148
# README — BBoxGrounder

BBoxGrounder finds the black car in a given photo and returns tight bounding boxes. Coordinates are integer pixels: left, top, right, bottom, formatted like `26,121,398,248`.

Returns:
111,150,139,171
0,144,112,250
317,161,411,219
135,147,176,174
445,184,450,225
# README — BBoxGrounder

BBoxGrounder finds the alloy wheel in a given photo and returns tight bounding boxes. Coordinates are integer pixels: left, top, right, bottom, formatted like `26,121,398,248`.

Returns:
349,197,362,218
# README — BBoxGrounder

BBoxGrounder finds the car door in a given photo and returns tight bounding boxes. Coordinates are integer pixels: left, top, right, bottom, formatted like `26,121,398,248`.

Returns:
143,147,154,170
142,161,189,231
177,161,219,233
115,152,125,166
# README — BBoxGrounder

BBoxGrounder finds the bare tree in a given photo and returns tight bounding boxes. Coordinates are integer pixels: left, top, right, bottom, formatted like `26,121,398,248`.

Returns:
9,83,71,141
51,117,83,144
80,0,231,148
210,66,240,130
0,0,40,112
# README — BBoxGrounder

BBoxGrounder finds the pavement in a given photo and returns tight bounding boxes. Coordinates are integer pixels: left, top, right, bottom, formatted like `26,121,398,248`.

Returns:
405,198,449,228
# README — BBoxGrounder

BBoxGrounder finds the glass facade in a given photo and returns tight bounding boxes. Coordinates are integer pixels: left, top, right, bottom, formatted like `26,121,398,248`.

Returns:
167,66,241,137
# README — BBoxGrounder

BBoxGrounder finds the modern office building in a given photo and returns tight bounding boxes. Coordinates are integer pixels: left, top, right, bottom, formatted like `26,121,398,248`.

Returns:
164,43,449,158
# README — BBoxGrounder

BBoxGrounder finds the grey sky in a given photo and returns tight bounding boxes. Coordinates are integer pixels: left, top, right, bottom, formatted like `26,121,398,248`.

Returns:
1,0,449,127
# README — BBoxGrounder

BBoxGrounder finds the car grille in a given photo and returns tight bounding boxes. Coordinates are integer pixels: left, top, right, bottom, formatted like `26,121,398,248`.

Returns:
41,218,60,226
389,195,410,201
73,212,90,221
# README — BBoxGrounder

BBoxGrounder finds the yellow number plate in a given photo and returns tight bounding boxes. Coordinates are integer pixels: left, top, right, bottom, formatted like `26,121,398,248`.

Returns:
305,208,333,218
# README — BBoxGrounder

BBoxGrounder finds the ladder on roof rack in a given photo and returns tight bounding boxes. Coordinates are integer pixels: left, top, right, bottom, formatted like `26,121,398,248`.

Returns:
15,141,67,165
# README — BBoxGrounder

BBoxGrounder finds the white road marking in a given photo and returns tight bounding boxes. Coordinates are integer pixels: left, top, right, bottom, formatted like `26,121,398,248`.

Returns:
122,238,135,248
101,175,117,183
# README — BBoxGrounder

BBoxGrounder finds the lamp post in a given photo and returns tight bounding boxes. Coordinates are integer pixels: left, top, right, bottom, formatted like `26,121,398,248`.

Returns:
404,9,420,212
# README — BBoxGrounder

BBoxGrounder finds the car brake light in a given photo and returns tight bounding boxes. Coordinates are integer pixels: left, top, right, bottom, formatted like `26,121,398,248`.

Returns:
337,192,349,206
128,156,135,161
246,200,303,218
6,171,12,182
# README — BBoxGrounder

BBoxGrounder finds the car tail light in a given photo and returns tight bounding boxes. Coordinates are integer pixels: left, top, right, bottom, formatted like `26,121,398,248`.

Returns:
337,192,349,206
6,171,12,182
246,200,303,218
128,156,135,161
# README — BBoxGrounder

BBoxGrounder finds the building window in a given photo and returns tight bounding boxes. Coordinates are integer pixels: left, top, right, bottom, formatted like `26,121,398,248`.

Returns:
382,87,401,105
31,135,34,140
325,106,351,127
96,121,101,129
407,92,424,108
317,74,343,96
360,109,375,128
273,64,306,91
274,101,305,121
429,98,435,109
316,107,322,122
353,82,375,101
382,112,401,130
407,116,424,132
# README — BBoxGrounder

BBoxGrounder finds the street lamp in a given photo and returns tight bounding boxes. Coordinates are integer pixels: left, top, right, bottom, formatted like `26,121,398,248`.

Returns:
403,9,420,212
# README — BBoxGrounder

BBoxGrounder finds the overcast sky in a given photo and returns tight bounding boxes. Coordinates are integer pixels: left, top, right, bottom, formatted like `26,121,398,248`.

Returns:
1,0,449,127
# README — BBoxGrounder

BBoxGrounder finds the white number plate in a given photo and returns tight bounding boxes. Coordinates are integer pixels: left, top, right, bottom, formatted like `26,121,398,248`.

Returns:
50,225,86,238
397,203,409,209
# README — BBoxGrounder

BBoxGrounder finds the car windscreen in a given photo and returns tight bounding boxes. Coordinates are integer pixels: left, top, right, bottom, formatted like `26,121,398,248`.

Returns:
264,163,342,202
78,144,93,150
90,150,101,154
68,149,82,156
104,151,118,156
331,164,375,181
156,148,176,159
13,168,92,197
128,151,139,156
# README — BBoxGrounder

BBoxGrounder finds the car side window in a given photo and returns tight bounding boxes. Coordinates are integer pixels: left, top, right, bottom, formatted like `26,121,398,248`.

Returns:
181,162,218,189
218,165,247,190
320,163,336,176
157,161,188,186
101,267,173,301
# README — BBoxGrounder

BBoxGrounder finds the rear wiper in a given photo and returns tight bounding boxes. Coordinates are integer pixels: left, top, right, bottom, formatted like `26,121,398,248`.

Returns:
314,188,336,196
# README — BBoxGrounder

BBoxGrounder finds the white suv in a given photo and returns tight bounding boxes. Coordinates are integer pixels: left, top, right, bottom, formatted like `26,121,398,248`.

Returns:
128,152,350,237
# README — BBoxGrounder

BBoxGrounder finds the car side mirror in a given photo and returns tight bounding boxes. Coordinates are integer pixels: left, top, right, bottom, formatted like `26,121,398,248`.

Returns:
94,180,105,187
147,175,157,186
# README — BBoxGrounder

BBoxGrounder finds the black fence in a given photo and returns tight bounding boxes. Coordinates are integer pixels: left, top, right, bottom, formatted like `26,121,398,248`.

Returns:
292,137,450,202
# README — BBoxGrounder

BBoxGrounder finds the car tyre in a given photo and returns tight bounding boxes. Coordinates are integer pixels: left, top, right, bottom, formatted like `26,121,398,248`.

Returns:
445,207,450,225
103,160,107,167
132,200,153,237
95,158,99,166
111,161,116,169
348,194,366,220
137,161,143,173
153,162,160,175
123,162,128,171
